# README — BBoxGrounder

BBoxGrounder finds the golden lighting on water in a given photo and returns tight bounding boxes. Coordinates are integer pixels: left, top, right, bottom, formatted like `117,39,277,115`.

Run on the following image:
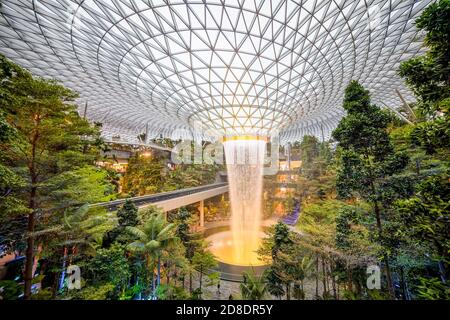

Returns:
207,231,266,266
213,136,266,266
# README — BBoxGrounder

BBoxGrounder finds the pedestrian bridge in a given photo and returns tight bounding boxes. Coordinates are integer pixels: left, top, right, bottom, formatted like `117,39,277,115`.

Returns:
89,183,229,226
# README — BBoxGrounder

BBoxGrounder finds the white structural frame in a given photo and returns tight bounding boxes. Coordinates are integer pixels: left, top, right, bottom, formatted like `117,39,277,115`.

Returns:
0,0,433,143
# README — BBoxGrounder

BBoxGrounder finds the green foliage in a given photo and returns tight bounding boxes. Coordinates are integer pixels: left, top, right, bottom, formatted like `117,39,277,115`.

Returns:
399,0,450,106
126,210,178,297
300,200,353,248
265,267,285,298
272,222,292,257
127,211,177,260
117,199,139,227
0,164,28,220
191,249,217,275
119,282,145,300
163,164,219,191
0,280,22,300
155,284,190,300
69,283,116,300
399,0,450,154
0,54,108,298
138,204,164,224
299,135,332,179
240,269,267,300
85,244,131,293
122,153,165,195
122,152,219,196
332,81,409,211
31,288,53,300
190,287,203,300
395,171,450,264
44,166,115,206
106,199,139,245
416,277,450,300
409,99,450,154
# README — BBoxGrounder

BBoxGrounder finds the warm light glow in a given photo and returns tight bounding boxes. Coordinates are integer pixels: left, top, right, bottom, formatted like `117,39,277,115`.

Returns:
221,135,268,143
220,137,266,266
207,231,266,266
0,1,429,142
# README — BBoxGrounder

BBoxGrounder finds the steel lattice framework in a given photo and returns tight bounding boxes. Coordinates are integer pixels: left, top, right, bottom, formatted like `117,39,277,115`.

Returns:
0,0,433,143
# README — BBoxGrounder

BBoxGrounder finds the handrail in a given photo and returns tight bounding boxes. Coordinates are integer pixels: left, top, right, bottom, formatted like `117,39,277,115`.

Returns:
89,182,228,210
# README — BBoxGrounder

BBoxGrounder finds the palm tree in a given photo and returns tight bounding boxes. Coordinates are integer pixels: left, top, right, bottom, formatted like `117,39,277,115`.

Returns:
240,268,268,300
34,204,114,294
293,256,314,299
126,212,177,299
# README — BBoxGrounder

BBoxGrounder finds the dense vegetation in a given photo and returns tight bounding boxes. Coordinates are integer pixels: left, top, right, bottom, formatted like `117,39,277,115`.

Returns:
259,0,449,300
0,0,448,300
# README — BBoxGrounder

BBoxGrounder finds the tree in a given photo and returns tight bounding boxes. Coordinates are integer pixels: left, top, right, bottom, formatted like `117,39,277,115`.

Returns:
126,211,177,299
82,243,131,298
240,268,267,300
173,207,204,292
293,256,314,300
117,199,139,227
105,199,139,245
122,153,165,196
265,267,285,299
33,166,115,296
299,135,331,179
163,164,219,191
0,58,29,252
399,0,449,107
396,0,450,298
191,247,217,297
395,171,449,284
272,222,292,258
398,0,450,154
259,222,296,299
332,80,410,297
0,55,104,299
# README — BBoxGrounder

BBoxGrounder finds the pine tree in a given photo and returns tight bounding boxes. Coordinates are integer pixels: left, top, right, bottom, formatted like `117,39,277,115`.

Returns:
0,54,103,299
332,80,409,297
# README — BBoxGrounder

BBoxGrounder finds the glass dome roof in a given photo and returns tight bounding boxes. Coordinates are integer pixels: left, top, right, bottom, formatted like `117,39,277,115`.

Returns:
0,0,433,143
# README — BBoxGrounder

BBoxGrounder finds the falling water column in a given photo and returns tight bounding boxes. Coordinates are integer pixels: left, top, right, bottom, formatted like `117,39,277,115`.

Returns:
223,136,266,265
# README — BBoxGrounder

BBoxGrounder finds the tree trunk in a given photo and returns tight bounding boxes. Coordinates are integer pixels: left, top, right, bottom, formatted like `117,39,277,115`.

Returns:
286,283,290,300
24,200,36,299
315,255,319,298
331,262,337,299
348,266,353,293
337,283,340,300
400,267,407,300
301,280,304,300
51,271,59,298
322,257,327,297
157,256,161,287
373,200,395,299
199,266,203,291
24,115,40,300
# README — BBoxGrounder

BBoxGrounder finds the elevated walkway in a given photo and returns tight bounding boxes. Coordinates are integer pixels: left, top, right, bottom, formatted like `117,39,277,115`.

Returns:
90,183,228,212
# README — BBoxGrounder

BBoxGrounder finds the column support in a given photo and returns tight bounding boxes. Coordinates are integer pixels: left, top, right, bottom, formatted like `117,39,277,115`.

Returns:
199,200,204,228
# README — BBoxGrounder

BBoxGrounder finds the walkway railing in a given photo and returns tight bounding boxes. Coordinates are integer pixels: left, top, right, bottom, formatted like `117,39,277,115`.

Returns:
89,182,228,211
